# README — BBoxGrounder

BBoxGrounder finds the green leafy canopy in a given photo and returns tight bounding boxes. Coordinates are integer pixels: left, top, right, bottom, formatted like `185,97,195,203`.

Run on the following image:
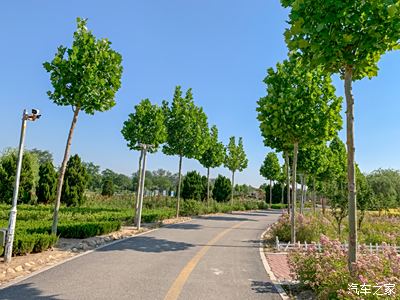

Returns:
260,152,281,181
163,86,209,159
281,0,400,79
121,99,167,153
224,136,248,173
199,125,225,169
43,17,123,114
257,58,342,148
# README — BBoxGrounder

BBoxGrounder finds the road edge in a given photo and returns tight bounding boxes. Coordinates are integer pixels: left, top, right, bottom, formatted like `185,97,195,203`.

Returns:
0,218,193,290
259,221,290,300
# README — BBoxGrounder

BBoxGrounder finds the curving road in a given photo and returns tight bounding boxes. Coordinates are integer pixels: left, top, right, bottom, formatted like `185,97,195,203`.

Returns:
0,210,282,300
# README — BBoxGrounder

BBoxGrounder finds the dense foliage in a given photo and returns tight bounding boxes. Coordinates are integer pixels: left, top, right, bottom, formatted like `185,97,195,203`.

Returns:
37,161,57,204
61,155,88,206
213,175,232,202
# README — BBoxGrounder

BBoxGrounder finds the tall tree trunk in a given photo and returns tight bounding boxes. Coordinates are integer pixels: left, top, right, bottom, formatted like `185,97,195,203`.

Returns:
312,177,316,214
269,179,272,208
285,152,290,214
134,149,144,226
345,66,357,273
291,142,298,243
303,174,307,213
300,174,304,214
231,171,235,205
52,107,80,234
136,148,148,229
207,167,210,206
176,155,183,218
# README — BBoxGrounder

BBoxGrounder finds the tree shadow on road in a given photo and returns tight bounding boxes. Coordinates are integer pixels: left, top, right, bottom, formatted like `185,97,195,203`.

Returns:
251,280,279,294
232,210,284,217
166,223,202,230
97,236,195,253
0,282,61,300
197,215,255,222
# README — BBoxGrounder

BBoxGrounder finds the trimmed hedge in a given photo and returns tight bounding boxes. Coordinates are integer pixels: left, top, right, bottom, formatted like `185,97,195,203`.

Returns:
27,221,121,239
11,233,58,256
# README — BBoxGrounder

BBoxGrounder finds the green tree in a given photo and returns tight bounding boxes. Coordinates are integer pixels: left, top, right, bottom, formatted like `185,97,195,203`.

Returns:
121,98,167,225
0,149,39,204
281,0,400,270
213,175,232,202
181,171,204,201
224,137,248,204
257,58,342,243
29,149,54,165
260,152,281,207
37,161,57,204
356,166,373,229
61,154,88,207
101,179,114,197
367,169,400,212
44,18,123,233
83,162,102,191
163,86,209,217
199,125,225,204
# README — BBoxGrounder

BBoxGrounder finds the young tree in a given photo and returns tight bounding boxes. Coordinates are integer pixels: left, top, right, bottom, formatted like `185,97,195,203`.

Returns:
43,18,123,234
0,149,39,204
199,125,225,204
260,152,281,208
163,86,209,217
61,154,88,207
121,98,167,226
37,161,57,204
213,175,232,202
281,0,400,270
101,179,114,197
257,58,342,243
224,137,248,204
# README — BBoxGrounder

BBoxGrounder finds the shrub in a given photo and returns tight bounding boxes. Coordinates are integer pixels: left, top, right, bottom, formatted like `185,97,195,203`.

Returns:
181,199,204,216
181,171,204,201
61,154,88,206
56,221,121,238
37,161,57,204
213,175,231,202
101,179,114,197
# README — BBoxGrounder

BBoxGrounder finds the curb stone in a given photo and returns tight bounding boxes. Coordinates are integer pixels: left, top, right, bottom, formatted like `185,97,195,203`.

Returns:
259,226,290,300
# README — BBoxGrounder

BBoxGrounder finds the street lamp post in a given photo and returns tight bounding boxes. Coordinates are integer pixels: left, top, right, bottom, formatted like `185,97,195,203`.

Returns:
4,109,41,263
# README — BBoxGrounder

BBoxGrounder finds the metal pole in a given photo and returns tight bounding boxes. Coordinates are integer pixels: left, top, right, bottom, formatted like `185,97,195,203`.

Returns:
4,110,28,263
137,146,147,230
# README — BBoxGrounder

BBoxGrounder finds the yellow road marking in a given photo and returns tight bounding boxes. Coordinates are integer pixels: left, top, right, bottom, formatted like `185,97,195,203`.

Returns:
164,222,245,300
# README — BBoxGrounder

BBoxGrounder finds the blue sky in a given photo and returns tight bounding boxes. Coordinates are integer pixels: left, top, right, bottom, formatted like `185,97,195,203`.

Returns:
1,1,400,187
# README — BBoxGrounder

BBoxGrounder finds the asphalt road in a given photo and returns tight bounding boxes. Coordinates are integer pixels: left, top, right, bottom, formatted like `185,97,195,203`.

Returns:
0,210,282,300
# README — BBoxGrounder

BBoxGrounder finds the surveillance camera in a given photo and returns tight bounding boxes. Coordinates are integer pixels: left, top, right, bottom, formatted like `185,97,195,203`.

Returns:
32,109,40,115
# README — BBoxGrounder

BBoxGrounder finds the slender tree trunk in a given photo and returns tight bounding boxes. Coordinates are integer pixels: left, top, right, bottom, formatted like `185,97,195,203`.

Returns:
303,174,307,213
137,148,147,229
345,66,357,273
52,107,80,234
285,152,290,214
134,149,143,226
291,142,298,243
207,167,210,206
322,197,326,215
300,174,304,215
269,179,272,208
176,154,183,218
312,177,316,214
231,171,235,205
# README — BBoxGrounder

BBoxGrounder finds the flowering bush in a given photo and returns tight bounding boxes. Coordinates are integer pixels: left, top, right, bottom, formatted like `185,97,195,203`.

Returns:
271,213,334,243
289,235,400,299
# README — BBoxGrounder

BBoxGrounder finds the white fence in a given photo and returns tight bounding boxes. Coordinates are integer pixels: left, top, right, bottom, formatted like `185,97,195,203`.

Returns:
275,236,400,254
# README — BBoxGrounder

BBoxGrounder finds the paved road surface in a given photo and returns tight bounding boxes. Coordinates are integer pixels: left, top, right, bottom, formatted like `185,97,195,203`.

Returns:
0,210,282,300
